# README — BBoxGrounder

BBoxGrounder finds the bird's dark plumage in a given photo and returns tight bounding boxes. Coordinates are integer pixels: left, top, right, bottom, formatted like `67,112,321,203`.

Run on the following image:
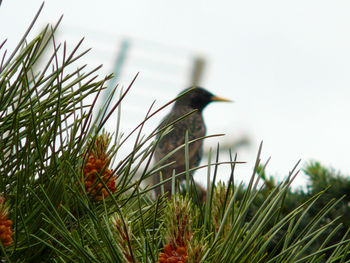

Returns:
153,87,231,197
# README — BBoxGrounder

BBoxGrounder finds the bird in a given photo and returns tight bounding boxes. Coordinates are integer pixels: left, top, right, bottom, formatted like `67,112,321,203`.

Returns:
153,87,231,197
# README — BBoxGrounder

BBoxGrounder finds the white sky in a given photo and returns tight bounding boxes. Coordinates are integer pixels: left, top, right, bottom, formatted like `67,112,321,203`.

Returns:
2,1,350,187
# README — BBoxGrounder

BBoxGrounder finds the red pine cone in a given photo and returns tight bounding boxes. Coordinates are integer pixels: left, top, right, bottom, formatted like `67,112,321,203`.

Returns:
157,244,188,263
83,155,116,200
0,218,13,247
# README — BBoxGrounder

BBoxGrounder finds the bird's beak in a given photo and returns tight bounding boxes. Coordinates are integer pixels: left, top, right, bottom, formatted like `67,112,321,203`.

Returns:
211,96,233,103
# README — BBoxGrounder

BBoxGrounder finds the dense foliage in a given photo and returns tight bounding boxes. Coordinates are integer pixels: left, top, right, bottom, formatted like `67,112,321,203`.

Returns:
0,6,349,262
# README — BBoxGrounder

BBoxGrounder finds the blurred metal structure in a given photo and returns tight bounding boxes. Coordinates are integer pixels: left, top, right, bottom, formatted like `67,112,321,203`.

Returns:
94,39,130,126
190,57,206,87
107,40,130,93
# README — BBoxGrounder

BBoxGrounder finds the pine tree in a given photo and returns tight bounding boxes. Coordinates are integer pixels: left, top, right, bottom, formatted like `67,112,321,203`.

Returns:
0,5,349,262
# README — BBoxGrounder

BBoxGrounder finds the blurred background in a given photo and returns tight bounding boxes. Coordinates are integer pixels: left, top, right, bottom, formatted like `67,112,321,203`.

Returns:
1,1,350,188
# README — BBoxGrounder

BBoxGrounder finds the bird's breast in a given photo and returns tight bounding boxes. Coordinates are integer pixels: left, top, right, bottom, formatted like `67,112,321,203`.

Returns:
173,111,206,138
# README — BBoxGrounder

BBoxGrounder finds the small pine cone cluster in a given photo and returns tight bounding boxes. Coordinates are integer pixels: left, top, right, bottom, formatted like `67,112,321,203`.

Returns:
83,155,116,201
0,218,13,247
110,213,134,262
157,194,198,263
82,130,117,201
0,197,13,247
157,244,188,263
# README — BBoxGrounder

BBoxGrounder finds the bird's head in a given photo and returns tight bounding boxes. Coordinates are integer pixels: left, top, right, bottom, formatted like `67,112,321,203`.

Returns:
175,87,232,112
